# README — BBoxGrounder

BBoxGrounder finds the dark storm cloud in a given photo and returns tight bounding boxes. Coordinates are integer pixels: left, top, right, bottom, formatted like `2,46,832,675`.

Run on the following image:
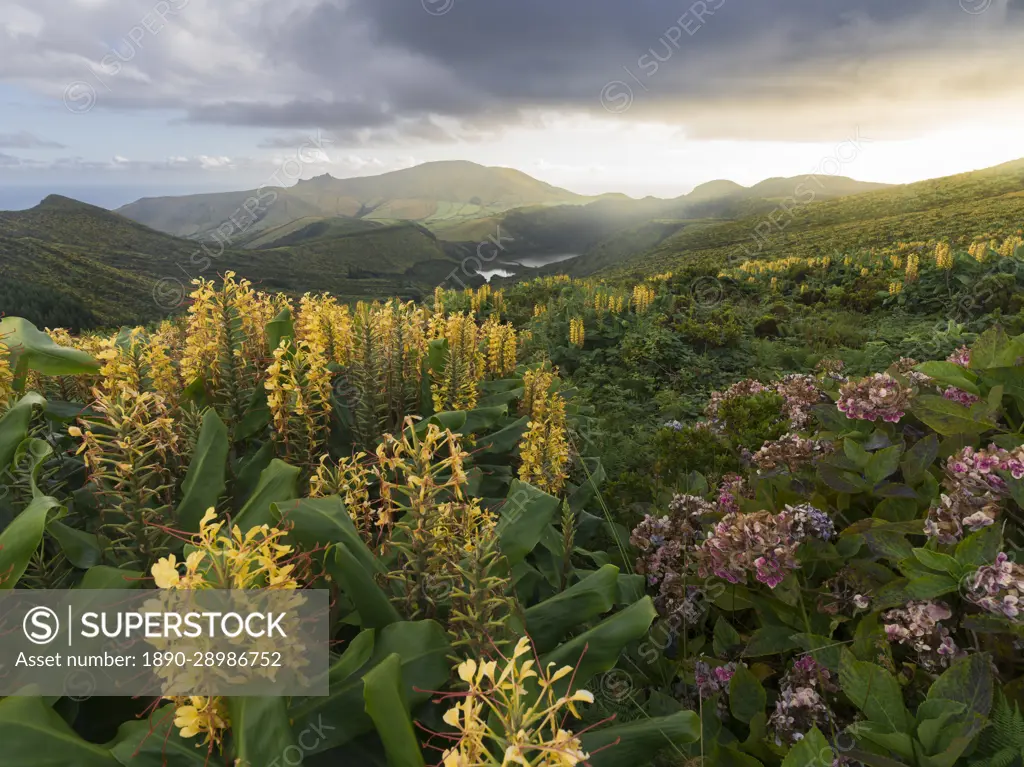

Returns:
185,0,1024,141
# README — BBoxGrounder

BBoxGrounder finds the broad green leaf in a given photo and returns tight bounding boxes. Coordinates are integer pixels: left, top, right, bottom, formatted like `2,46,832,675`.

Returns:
281,497,400,629
76,565,144,589
0,317,100,378
290,620,450,754
839,651,910,732
844,438,872,469
0,392,45,471
541,597,657,690
524,564,619,653
915,699,966,754
901,434,939,486
479,415,529,455
497,480,560,566
266,306,295,353
955,525,1002,568
109,714,209,766
914,362,980,395
848,721,915,760
48,520,101,569
792,634,842,671
234,459,300,528
742,626,799,657
713,616,743,657
912,548,962,576
0,495,61,589
175,409,229,532
729,665,766,724
911,395,997,436
0,696,116,766
780,726,832,767
581,711,701,767
362,654,424,767
866,445,904,485
927,653,993,725
227,697,297,766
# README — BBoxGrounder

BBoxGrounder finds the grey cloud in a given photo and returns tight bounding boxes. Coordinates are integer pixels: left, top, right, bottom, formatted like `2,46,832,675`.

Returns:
4,0,1024,143
0,131,65,149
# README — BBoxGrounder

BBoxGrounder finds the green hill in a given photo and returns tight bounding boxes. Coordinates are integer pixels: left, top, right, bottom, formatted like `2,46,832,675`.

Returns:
117,160,602,240
0,196,460,328
593,158,1024,279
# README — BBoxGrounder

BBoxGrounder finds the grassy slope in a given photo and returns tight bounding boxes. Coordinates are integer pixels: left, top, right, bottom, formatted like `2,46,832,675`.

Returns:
593,159,1024,278
0,196,459,327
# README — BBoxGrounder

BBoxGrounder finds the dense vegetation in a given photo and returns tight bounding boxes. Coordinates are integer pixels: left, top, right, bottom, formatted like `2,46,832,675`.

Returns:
4,156,1024,767
3,217,1024,766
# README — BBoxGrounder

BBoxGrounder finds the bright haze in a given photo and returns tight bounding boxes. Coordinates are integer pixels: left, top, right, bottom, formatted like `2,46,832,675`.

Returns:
2,0,1024,207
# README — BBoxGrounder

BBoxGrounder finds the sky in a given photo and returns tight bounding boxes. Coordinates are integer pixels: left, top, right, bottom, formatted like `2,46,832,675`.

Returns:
2,0,1024,209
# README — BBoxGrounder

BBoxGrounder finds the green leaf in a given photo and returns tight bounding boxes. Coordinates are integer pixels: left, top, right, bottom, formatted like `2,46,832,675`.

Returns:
234,459,300,528
839,650,910,733
266,306,295,353
911,395,998,436
729,665,767,724
0,317,100,378
927,653,993,725
781,726,832,767
901,434,939,485
110,714,210,766
955,525,1002,568
818,463,869,493
713,616,743,657
792,634,842,671
227,697,297,766
580,711,701,767
175,409,229,533
479,415,529,455
0,495,61,589
541,598,657,691
914,362,980,395
362,654,425,767
866,445,904,485
47,520,101,569
848,721,915,760
844,438,872,469
904,573,959,600
743,626,799,657
915,699,966,754
76,565,144,589
0,392,45,471
912,548,962,576
497,480,561,566
524,565,619,653
274,496,400,628
290,620,451,754
0,696,116,766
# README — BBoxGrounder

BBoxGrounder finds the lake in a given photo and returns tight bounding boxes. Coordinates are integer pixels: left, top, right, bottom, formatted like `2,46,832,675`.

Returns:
477,252,579,282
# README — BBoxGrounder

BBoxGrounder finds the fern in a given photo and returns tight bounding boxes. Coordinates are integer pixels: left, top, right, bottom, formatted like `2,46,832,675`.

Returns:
970,695,1024,767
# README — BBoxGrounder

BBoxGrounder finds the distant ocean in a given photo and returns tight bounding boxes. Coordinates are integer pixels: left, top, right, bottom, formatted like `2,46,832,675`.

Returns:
0,185,239,211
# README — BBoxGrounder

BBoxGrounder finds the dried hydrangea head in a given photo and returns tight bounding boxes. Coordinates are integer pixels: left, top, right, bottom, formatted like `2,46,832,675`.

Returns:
753,434,832,474
882,600,958,669
836,373,914,423
965,553,1024,622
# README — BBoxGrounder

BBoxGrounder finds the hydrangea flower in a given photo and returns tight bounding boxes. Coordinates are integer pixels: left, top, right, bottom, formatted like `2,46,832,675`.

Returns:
947,346,972,368
836,373,914,423
753,433,832,473
924,488,1000,544
785,503,836,542
698,510,801,588
965,553,1024,622
882,600,958,669
769,656,838,745
943,386,981,406
716,473,750,514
